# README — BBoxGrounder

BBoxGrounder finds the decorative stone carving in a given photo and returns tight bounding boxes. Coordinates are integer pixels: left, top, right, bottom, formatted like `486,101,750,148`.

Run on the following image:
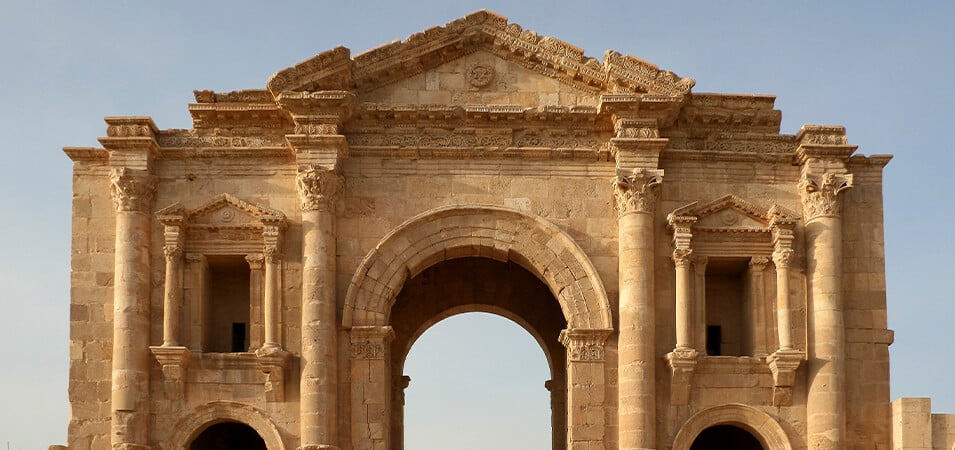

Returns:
296,164,343,212
612,168,664,216
559,329,612,362
350,326,395,360
109,168,157,212
799,171,853,220
467,64,494,89
773,248,795,269
263,245,282,264
672,248,694,268
749,256,770,271
163,244,182,261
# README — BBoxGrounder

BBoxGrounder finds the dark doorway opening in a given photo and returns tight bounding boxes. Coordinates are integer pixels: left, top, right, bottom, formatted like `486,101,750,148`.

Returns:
690,424,763,450
189,421,267,450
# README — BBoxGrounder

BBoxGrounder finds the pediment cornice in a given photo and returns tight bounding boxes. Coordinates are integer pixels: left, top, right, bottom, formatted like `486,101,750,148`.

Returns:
266,10,695,98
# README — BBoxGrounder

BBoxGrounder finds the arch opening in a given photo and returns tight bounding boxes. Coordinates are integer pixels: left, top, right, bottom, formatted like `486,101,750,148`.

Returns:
690,424,764,450
391,257,566,450
189,421,267,450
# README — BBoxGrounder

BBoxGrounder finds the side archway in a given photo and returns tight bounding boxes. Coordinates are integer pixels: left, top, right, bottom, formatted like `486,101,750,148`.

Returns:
672,404,792,450
342,205,612,330
166,401,286,450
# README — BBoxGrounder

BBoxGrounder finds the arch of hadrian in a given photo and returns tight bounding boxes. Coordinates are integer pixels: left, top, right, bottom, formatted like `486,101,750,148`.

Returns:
59,10,955,450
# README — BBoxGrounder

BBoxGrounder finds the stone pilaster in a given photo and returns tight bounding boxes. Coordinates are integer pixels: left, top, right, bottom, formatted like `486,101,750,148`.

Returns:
246,254,265,350
349,326,395,450
612,167,663,450
391,375,411,450
796,125,856,450
560,329,612,450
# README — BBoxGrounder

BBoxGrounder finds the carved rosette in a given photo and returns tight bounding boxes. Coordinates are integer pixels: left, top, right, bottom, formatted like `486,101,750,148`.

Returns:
296,164,344,212
672,248,694,268
611,169,663,217
773,248,795,269
109,168,157,213
559,329,612,362
798,172,853,221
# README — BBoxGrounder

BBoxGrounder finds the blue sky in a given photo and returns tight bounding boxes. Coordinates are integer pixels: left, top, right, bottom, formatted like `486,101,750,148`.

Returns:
1,1,953,448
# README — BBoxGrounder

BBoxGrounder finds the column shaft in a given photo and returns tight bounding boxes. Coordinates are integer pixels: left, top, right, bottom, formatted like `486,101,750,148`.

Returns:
775,258,793,350
806,215,846,449
262,250,280,349
109,168,155,450
674,256,693,350
301,209,338,448
162,246,182,346
618,211,656,449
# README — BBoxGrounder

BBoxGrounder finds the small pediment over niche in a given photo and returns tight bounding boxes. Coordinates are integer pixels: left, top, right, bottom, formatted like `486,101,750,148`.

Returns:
671,195,775,232
185,194,285,228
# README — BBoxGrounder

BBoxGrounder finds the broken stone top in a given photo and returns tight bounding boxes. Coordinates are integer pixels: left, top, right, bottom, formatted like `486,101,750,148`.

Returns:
256,10,695,98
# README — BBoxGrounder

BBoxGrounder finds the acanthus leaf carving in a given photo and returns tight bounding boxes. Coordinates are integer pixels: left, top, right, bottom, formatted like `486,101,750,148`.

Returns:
109,168,157,213
799,171,853,221
296,164,344,212
672,248,694,268
773,248,795,269
612,168,664,216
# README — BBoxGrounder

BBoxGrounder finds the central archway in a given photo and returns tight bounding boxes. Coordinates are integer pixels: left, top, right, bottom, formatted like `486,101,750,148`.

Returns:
343,205,613,450
392,257,567,450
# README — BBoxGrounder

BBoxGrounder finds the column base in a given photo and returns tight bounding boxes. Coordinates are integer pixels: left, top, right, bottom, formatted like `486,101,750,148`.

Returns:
666,347,699,405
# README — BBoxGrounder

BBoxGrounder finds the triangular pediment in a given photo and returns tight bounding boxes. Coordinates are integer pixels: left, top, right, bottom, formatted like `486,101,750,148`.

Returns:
267,10,695,99
670,195,772,232
185,194,285,228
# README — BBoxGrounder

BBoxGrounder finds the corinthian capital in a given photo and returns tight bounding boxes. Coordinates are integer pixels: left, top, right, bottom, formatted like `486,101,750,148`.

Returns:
109,168,157,212
672,248,693,268
773,248,795,269
798,171,853,221
611,168,664,217
295,164,343,212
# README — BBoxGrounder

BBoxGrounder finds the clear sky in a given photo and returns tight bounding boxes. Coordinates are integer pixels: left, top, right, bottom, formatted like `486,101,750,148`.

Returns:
1,1,953,449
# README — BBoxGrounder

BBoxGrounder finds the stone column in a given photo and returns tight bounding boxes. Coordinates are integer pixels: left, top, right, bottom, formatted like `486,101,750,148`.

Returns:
673,249,694,352
560,329,612,450
161,241,183,346
772,248,795,351
108,167,157,450
350,326,395,450
246,254,265,350
262,245,281,351
796,126,856,449
612,168,663,450
666,214,698,405
297,164,344,450
801,170,853,447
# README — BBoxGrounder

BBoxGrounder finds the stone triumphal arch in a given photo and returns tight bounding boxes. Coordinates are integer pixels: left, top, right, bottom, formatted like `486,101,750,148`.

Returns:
60,9,955,450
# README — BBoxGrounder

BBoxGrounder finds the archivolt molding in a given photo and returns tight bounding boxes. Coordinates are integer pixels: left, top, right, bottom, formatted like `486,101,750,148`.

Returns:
342,205,612,331
671,403,792,450
164,401,286,450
